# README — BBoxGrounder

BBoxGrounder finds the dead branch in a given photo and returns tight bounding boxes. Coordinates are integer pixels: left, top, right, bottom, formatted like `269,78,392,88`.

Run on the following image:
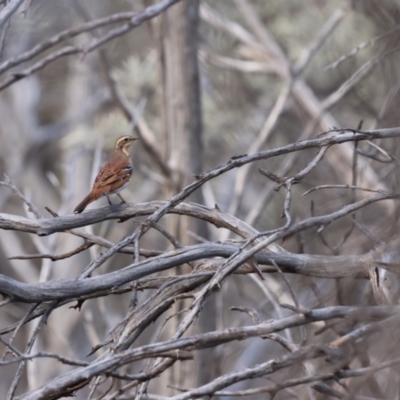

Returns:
0,0,182,92
18,305,399,400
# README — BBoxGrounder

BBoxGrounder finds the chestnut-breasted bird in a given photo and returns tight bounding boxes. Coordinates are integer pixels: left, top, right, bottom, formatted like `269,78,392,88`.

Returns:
74,136,139,213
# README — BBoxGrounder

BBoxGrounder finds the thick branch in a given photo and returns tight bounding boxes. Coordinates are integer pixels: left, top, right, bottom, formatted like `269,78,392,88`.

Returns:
19,306,398,400
0,243,373,303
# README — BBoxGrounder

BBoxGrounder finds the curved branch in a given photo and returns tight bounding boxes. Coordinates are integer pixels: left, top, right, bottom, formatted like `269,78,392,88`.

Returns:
0,11,136,76
0,0,182,91
0,240,373,304
0,201,258,237
19,306,398,400
1,126,400,237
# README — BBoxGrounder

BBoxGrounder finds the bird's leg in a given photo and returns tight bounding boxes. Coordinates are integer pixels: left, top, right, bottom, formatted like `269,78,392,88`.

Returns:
107,196,113,206
117,193,126,204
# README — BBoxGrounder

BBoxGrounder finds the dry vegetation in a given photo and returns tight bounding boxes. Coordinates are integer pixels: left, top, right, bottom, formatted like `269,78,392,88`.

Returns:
1,0,400,399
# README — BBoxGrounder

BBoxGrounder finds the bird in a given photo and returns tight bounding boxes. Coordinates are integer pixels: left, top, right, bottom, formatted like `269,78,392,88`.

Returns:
74,136,139,213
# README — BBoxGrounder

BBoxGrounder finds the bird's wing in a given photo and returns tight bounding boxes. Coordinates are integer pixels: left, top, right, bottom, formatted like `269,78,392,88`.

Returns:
93,159,133,189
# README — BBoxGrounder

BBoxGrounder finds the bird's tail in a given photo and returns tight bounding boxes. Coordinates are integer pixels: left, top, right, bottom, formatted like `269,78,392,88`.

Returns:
74,194,93,214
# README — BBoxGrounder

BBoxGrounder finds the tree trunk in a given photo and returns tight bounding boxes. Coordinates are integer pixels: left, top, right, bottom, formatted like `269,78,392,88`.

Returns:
158,0,218,391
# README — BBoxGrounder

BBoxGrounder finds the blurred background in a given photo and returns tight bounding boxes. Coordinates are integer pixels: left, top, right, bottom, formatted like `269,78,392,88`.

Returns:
1,0,400,398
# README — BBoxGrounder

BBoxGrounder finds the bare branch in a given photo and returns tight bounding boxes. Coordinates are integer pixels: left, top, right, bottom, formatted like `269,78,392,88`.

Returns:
0,0,24,29
325,25,400,70
1,174,42,218
0,239,377,304
0,11,135,75
0,0,182,92
303,185,384,196
293,2,349,75
8,241,93,261
17,306,399,400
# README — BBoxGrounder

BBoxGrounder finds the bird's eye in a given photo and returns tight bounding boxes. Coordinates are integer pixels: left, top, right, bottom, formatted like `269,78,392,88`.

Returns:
124,138,128,142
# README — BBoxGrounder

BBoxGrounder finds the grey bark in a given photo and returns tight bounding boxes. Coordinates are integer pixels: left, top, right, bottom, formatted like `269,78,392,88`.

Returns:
158,0,217,389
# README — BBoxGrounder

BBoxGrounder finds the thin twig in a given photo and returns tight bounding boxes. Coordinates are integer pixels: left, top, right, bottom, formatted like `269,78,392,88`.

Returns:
9,241,93,261
1,173,42,218
0,0,182,92
230,306,260,324
325,24,400,70
0,11,136,75
302,185,384,196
